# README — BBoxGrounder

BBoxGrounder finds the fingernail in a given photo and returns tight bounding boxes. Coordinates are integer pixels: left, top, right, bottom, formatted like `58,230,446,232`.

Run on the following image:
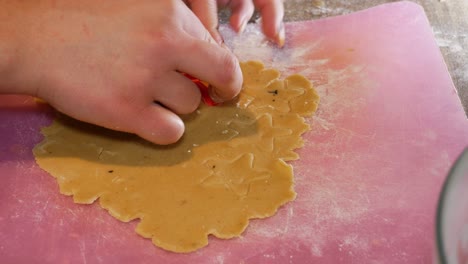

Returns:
208,85,224,104
213,30,224,45
277,23,285,47
238,18,248,34
216,35,224,45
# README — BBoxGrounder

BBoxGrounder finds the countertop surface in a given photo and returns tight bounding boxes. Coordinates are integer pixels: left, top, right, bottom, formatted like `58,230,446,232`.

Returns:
223,0,468,115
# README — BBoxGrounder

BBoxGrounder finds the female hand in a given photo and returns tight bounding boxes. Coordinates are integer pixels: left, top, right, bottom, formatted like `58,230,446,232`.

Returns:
186,0,285,46
0,0,243,145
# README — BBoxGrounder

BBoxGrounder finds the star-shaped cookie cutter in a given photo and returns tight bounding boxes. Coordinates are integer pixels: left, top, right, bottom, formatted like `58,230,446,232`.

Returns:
183,73,218,107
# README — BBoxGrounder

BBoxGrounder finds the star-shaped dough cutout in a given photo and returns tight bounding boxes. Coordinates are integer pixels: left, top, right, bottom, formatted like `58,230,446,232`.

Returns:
200,153,271,197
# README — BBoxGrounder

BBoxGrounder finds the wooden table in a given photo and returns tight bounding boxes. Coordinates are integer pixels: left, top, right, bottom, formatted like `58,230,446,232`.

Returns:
223,0,468,115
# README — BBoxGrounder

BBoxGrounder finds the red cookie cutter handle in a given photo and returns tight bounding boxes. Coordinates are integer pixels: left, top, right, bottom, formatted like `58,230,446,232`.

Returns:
183,73,218,106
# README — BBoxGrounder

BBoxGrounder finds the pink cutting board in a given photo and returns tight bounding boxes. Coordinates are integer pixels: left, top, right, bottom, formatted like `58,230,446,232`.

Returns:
1,1,467,263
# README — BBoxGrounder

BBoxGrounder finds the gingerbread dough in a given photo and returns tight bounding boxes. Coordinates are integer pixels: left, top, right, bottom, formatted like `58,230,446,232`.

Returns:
33,61,319,253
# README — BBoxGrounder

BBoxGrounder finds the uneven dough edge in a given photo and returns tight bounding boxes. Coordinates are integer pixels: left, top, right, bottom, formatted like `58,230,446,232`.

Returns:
33,60,320,253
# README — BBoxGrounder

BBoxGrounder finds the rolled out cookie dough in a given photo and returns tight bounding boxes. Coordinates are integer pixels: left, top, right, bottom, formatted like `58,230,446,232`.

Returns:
33,61,320,253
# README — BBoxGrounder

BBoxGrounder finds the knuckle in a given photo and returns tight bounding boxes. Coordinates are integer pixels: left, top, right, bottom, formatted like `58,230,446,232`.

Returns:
178,93,201,114
218,52,241,98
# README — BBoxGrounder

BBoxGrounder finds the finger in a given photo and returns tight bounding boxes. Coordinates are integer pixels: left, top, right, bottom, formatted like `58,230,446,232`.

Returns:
228,0,255,33
216,0,231,6
253,0,285,46
178,1,220,45
91,100,185,145
173,35,243,102
132,103,185,145
152,72,201,115
57,91,185,145
186,0,224,44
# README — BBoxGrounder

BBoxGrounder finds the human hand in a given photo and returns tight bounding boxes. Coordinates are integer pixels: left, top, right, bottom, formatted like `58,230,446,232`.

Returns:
1,0,242,145
186,0,285,47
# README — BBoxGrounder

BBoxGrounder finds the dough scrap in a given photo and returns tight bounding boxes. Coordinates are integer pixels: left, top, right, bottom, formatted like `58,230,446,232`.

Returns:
33,61,319,253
